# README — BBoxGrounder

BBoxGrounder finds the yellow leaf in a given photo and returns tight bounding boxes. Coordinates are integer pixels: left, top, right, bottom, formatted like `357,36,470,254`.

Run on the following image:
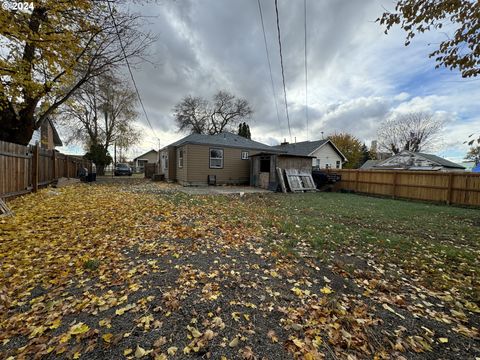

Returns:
50,319,62,329
291,287,303,297
155,355,167,360
124,348,133,356
73,352,81,359
243,314,250,321
29,325,46,338
167,346,178,355
59,333,71,343
292,338,304,348
187,325,202,338
439,337,448,343
320,287,333,294
102,333,113,343
229,337,239,347
135,345,147,358
69,322,90,335
231,312,241,322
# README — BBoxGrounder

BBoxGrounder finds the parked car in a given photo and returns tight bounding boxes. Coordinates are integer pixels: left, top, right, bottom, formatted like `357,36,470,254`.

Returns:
114,163,133,176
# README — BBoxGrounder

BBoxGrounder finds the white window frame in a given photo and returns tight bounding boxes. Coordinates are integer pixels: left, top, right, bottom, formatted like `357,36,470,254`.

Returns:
178,148,183,168
336,160,341,169
241,151,249,160
209,148,224,169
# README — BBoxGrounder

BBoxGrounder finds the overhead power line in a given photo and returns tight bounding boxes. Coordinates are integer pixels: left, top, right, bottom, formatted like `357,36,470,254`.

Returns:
274,0,292,143
107,2,160,146
257,0,283,137
304,0,309,141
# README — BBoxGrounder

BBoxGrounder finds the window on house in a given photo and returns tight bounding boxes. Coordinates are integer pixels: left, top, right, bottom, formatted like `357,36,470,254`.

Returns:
336,160,340,169
210,148,223,168
241,151,249,160
178,149,183,168
165,155,168,169
325,164,330,169
316,159,320,168
260,156,270,172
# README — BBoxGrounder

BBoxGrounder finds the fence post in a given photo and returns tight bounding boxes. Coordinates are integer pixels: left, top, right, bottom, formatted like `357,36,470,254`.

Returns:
65,155,69,179
446,172,454,205
355,170,359,192
52,150,57,180
392,172,398,199
32,144,39,192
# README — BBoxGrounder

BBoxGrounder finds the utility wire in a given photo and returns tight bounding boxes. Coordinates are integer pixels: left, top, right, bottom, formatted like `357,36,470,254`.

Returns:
257,0,283,137
274,0,292,142
304,0,309,141
107,2,160,146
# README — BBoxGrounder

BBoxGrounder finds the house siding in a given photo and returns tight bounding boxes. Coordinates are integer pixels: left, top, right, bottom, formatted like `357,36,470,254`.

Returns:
179,144,257,186
176,146,187,183
310,144,343,169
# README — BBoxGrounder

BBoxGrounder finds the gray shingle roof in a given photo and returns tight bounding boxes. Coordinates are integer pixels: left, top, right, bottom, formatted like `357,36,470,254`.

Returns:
417,153,465,169
272,140,328,156
167,132,282,152
272,139,347,161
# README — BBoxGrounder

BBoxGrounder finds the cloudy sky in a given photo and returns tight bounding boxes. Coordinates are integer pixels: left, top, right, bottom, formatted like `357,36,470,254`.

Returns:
61,0,480,163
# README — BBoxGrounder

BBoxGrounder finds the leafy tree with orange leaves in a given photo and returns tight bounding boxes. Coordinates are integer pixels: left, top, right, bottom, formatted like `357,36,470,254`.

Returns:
328,132,364,169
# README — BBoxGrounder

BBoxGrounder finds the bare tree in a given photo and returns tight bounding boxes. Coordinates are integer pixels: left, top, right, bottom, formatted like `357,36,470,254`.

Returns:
377,112,444,154
173,90,253,135
173,96,209,134
60,72,141,174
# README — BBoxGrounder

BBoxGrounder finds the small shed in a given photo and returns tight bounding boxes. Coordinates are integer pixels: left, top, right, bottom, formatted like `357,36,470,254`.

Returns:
250,152,313,191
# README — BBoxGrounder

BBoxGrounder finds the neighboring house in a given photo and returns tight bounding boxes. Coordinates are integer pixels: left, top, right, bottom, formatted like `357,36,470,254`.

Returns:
370,150,465,171
272,139,347,169
133,149,158,171
159,132,281,186
29,118,63,150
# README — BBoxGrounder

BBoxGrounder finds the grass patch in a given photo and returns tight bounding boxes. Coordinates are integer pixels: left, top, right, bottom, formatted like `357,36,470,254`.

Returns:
253,192,480,302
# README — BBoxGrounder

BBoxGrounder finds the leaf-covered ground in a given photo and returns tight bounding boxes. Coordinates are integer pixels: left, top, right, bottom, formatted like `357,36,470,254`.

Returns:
0,179,479,359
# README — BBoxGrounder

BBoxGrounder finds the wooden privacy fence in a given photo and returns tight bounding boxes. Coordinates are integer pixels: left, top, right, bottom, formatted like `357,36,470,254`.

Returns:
0,140,92,199
332,169,480,207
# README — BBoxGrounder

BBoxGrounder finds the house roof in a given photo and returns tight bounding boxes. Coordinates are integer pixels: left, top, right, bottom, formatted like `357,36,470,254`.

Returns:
374,150,465,170
272,139,347,161
250,152,314,158
416,152,465,169
360,160,381,169
133,149,158,161
165,132,282,152
48,119,63,147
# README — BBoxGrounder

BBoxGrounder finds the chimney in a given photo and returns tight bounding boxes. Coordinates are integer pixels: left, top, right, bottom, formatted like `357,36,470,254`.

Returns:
280,138,289,146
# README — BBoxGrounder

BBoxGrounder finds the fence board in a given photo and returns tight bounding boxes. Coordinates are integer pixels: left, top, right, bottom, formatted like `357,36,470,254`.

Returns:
332,169,480,207
0,140,92,199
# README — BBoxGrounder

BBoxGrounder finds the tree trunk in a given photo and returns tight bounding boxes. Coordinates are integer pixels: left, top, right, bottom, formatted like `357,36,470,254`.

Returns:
0,106,36,145
97,165,105,176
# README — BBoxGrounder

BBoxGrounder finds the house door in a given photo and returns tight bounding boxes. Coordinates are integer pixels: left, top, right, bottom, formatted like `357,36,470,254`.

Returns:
259,156,271,189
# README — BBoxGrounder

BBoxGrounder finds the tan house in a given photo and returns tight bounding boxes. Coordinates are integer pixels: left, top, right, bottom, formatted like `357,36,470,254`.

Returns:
273,139,347,169
159,132,284,186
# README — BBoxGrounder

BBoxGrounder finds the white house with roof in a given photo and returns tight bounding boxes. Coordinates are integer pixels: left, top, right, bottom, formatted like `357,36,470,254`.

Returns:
273,139,347,169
